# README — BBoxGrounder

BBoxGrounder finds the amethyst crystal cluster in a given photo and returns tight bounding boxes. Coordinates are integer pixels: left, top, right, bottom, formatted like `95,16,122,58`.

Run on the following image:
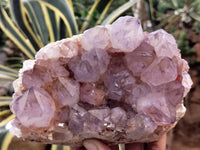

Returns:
9,16,192,145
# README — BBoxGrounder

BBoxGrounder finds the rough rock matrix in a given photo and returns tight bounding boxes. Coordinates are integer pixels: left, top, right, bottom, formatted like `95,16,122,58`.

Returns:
9,16,193,146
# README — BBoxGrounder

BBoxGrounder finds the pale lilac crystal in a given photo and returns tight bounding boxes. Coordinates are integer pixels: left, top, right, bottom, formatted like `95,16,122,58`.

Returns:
53,77,79,107
84,113,105,132
36,59,69,78
110,107,127,131
145,29,180,58
126,114,157,139
88,108,110,121
68,108,84,134
9,16,192,145
103,55,136,100
107,16,144,52
36,37,79,60
81,26,110,51
10,88,55,128
182,71,193,97
125,42,156,76
164,81,184,106
141,57,178,86
69,48,110,82
136,93,176,125
80,83,104,106
128,83,151,106
22,64,52,89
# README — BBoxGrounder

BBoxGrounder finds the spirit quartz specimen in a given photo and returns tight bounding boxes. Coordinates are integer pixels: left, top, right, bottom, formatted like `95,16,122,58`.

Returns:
9,16,193,146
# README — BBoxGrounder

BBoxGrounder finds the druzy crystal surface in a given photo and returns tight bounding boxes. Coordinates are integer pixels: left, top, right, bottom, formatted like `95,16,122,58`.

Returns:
10,16,193,145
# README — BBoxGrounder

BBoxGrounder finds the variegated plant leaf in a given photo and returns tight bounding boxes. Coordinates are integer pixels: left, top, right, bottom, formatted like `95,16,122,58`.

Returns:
0,130,15,150
80,0,101,33
0,2,35,59
95,0,114,25
51,145,71,150
101,0,138,25
22,0,49,47
40,0,78,36
9,0,43,51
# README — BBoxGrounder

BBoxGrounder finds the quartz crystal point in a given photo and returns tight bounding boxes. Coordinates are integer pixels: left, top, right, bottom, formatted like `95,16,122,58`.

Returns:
10,16,192,146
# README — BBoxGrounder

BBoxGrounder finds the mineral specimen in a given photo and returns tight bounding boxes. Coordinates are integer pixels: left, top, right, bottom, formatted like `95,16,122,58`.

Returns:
9,16,193,146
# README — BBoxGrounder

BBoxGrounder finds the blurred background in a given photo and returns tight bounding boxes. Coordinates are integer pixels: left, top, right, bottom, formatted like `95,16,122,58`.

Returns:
0,0,199,150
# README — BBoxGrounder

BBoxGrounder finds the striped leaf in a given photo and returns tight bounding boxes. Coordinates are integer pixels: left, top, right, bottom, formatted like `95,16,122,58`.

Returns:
0,130,15,150
0,110,11,118
0,114,15,127
0,96,12,101
0,64,18,80
44,8,60,42
41,0,78,36
51,145,71,150
0,95,13,128
95,0,114,25
80,0,101,33
9,0,42,51
0,101,10,107
66,0,74,14
0,2,35,59
22,0,48,47
0,64,18,77
0,74,16,80
101,0,138,25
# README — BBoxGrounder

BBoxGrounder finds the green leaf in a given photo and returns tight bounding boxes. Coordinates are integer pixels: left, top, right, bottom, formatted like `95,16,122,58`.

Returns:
0,130,15,150
171,0,179,8
80,0,101,33
44,8,59,42
190,12,200,22
51,145,71,150
0,114,15,127
101,0,138,25
0,74,16,80
41,0,78,36
96,0,114,25
9,0,40,51
0,97,12,101
0,110,11,118
22,0,49,47
66,0,74,14
0,3,35,59
0,101,10,107
0,64,18,79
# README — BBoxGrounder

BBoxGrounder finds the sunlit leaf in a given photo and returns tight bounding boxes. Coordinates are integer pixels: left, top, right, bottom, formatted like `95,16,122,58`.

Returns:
41,0,78,36
0,74,16,80
0,114,15,127
0,110,11,118
101,0,138,25
0,4,35,59
96,0,114,25
9,0,40,51
51,145,71,150
80,0,101,32
0,64,18,78
0,130,15,150
0,97,12,101
0,101,10,107
22,0,48,47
